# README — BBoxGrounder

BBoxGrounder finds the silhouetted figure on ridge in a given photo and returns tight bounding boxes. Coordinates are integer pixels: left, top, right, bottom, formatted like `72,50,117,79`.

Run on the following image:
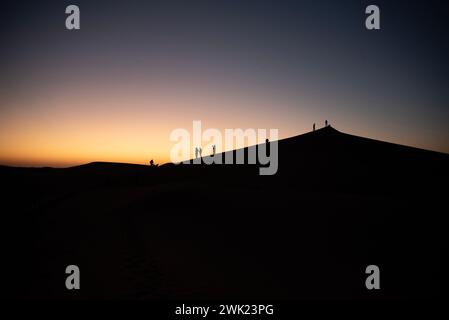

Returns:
195,147,199,159
325,120,328,127
212,144,216,156
313,123,316,131
149,159,158,167
199,147,202,158
265,138,270,157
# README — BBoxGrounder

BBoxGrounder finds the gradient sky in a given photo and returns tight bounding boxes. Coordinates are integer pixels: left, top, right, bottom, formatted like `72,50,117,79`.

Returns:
1,0,448,166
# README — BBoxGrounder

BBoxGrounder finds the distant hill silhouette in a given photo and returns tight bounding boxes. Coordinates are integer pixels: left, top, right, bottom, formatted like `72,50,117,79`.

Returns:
1,127,447,300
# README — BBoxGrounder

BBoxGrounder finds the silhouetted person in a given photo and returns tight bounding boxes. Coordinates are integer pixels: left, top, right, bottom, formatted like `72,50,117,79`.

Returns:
325,120,328,127
195,147,199,159
199,147,202,158
313,123,316,131
212,144,216,156
265,138,270,157
149,159,155,166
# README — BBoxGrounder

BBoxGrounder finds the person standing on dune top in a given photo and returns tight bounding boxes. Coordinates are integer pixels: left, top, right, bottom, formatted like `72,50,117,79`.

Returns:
325,120,328,127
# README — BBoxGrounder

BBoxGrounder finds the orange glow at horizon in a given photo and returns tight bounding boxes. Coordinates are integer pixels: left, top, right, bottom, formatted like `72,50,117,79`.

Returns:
0,80,307,167
1,77,448,168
